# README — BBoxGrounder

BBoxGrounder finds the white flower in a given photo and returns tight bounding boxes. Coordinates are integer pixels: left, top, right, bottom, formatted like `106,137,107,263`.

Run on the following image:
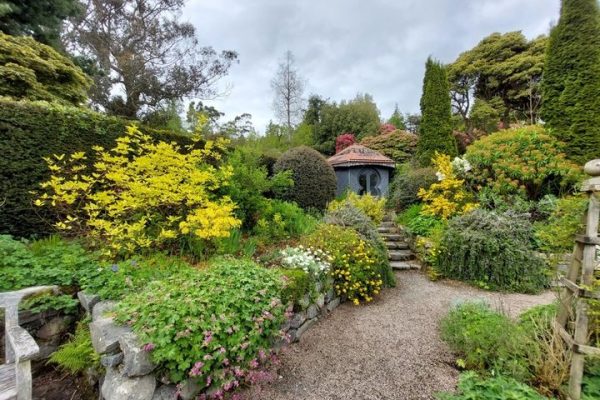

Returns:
436,172,445,181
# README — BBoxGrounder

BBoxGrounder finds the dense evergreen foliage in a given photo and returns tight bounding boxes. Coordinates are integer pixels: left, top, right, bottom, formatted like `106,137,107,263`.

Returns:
417,58,457,166
273,146,337,211
541,0,600,164
0,32,91,105
0,99,190,237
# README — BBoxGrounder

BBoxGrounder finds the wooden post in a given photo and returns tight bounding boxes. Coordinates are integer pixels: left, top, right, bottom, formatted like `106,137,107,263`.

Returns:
567,160,600,400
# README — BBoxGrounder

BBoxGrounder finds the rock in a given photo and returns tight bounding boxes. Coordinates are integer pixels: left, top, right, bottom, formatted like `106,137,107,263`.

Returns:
178,378,202,400
152,385,178,400
34,342,59,360
290,312,306,329
120,332,155,377
315,280,323,293
287,328,298,343
295,318,316,342
90,318,131,354
101,352,124,368
101,367,156,400
307,304,318,319
298,293,310,309
326,298,340,312
316,294,325,309
92,300,119,321
36,316,74,340
324,288,335,303
78,291,100,313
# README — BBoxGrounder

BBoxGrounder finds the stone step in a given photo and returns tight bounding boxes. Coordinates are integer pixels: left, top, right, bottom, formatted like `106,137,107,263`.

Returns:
379,221,396,228
388,250,414,261
377,226,399,234
382,214,394,222
381,233,404,241
386,241,409,250
390,261,420,270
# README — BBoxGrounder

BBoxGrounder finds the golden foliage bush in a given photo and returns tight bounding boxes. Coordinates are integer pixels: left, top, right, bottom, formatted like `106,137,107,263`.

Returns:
418,153,478,219
37,125,240,258
327,191,385,224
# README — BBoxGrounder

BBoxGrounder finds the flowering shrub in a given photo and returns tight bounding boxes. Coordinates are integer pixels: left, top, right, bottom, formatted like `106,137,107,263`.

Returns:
303,224,383,304
327,191,385,224
37,125,240,258
465,126,582,201
418,152,478,219
279,245,332,279
116,259,287,396
335,133,356,153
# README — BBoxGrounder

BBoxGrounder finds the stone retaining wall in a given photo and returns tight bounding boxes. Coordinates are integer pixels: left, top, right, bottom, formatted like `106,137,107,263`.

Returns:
83,281,343,400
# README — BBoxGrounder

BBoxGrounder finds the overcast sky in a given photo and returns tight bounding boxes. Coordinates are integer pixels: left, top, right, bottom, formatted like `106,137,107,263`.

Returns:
183,0,560,133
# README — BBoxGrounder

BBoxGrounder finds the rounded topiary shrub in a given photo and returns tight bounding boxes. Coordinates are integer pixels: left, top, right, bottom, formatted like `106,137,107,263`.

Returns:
389,164,437,211
273,146,336,211
436,209,549,293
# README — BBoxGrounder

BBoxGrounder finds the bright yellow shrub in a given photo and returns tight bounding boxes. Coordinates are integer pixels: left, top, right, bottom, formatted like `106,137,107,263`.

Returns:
37,125,240,258
328,191,385,224
417,152,478,219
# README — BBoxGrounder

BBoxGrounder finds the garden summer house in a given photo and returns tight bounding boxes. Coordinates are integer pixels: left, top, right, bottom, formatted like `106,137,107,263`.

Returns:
327,144,395,197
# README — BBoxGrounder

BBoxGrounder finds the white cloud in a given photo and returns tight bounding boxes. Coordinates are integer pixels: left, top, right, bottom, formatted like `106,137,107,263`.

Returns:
183,0,560,132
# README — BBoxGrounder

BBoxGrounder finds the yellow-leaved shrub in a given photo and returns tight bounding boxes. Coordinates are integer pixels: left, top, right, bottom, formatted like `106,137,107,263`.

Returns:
37,125,240,258
417,152,478,219
327,192,385,224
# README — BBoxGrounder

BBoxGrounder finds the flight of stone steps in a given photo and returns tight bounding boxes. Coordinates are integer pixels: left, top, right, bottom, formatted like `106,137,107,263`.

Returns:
379,214,420,270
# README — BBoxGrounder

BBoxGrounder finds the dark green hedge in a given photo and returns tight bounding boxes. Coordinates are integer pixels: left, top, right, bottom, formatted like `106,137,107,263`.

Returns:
0,98,192,237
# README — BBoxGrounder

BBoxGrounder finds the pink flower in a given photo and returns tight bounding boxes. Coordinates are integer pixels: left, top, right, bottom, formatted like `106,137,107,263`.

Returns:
203,354,213,361
249,359,259,369
210,389,224,399
223,358,230,366
206,376,212,387
142,343,155,352
226,326,233,334
258,349,267,361
203,331,213,347
218,347,226,354
233,367,245,378
189,361,204,377
240,342,249,350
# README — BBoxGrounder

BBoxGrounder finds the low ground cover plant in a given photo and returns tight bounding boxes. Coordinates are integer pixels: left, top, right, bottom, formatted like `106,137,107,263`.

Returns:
115,258,287,395
437,372,548,400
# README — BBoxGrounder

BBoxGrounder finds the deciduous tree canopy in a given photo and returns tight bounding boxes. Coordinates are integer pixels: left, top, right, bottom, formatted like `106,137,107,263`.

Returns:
63,0,237,119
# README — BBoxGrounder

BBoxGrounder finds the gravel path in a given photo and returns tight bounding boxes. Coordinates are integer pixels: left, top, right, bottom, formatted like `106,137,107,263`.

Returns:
254,271,556,400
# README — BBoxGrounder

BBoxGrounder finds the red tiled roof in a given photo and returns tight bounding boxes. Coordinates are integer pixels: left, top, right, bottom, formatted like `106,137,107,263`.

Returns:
327,144,395,168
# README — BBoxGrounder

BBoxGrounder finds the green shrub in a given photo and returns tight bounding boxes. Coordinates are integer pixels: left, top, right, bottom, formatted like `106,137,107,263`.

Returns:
436,209,549,293
222,147,293,229
303,224,386,304
324,203,395,287
534,195,589,252
273,146,337,211
20,293,79,315
115,258,286,393
276,267,312,306
252,199,318,241
396,204,443,236
441,301,530,381
49,322,100,374
0,32,91,105
0,98,191,237
389,164,437,210
359,130,418,164
465,126,582,201
437,372,547,400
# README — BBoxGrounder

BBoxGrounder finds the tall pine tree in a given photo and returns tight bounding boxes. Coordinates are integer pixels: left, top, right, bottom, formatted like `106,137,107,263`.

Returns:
417,57,457,166
541,0,600,164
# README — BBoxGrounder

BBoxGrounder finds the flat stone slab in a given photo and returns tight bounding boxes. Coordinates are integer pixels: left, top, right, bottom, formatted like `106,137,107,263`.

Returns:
381,233,403,241
101,367,156,400
390,261,420,270
326,297,340,312
386,241,410,250
92,300,119,321
389,250,414,261
295,318,317,342
152,385,178,400
77,291,100,313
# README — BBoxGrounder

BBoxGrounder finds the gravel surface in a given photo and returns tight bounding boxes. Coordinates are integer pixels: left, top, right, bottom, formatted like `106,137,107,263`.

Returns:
253,271,556,400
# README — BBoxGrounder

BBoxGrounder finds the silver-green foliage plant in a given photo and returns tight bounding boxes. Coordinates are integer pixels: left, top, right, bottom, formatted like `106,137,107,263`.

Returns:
436,209,549,293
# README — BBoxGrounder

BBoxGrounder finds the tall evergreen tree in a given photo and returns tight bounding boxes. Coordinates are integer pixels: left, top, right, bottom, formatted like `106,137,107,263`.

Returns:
417,57,457,166
388,104,406,130
541,0,600,164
